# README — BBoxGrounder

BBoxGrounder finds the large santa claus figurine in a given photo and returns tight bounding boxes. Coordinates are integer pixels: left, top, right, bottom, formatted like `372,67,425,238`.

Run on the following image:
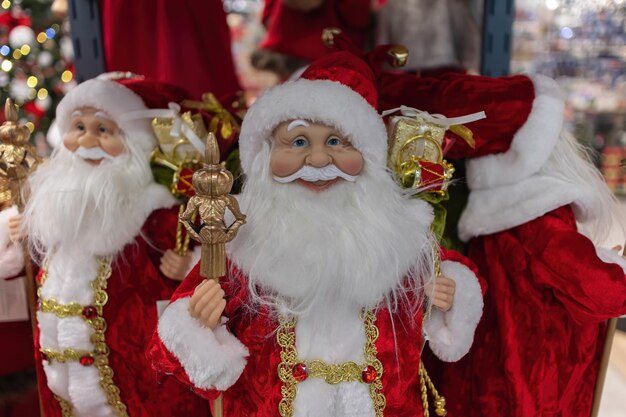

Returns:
20,75,211,417
148,51,484,416
377,70,626,417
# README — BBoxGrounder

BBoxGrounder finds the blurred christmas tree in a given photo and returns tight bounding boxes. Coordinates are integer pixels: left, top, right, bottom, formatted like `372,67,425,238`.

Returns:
0,0,74,154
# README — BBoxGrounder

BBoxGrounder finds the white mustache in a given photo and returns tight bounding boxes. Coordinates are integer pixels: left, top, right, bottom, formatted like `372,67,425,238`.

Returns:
74,146,115,161
273,164,359,183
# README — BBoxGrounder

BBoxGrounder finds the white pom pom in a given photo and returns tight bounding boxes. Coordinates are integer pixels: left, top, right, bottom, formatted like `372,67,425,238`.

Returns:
9,25,36,49
37,51,53,67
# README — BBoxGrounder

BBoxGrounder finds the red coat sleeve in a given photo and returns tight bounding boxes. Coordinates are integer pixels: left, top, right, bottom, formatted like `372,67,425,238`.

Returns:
147,260,249,400
519,207,626,324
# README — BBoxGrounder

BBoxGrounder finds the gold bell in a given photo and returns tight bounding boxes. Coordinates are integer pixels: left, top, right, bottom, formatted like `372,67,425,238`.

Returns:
322,27,342,47
388,45,409,68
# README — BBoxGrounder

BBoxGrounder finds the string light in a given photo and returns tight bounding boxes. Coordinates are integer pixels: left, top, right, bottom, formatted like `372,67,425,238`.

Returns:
12,49,21,59
26,76,37,88
37,88,48,100
61,70,73,83
25,121,34,133
0,46,9,56
36,32,47,44
1,60,13,72
20,44,30,55
1,1,11,10
45,28,56,39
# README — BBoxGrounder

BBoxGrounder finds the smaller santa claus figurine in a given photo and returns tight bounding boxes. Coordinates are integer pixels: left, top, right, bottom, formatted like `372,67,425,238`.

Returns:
20,75,211,417
149,50,483,416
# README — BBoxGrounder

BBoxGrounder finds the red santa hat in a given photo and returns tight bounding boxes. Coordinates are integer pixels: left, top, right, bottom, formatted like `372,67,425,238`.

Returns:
257,0,370,63
54,73,189,155
240,51,388,174
378,71,565,190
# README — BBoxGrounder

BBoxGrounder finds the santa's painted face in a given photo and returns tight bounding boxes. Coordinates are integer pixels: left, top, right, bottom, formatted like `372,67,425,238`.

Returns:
63,106,125,166
270,120,364,192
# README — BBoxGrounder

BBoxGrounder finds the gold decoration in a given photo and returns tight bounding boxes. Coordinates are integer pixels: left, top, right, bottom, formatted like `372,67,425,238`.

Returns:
388,117,455,193
0,177,10,204
276,311,385,417
0,98,41,209
322,27,342,47
388,45,409,68
39,258,129,417
39,298,85,318
419,362,447,417
182,92,240,141
40,348,93,363
54,396,73,417
179,133,246,279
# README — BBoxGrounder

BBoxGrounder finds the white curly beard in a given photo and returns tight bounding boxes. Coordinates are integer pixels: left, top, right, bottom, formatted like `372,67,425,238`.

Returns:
227,143,436,316
24,143,157,257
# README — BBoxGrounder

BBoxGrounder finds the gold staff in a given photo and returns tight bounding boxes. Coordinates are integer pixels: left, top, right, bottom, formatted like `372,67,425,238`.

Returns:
179,132,246,417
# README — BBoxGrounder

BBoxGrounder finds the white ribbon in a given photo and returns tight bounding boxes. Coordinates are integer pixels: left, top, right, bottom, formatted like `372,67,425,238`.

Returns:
381,105,487,128
119,102,206,153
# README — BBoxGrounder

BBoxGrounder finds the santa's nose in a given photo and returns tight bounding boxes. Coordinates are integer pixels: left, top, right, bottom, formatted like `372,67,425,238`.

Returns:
305,150,332,167
77,132,99,148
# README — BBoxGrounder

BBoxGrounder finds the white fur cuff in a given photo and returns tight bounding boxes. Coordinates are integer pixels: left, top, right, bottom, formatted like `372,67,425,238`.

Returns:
157,297,249,391
596,247,626,274
424,260,483,362
0,242,24,280
466,73,565,190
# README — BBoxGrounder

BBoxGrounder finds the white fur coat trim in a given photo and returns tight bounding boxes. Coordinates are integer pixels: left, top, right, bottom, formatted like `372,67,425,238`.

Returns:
424,260,483,362
138,182,178,221
0,205,24,280
596,247,626,274
466,74,565,190
458,174,596,241
157,297,249,391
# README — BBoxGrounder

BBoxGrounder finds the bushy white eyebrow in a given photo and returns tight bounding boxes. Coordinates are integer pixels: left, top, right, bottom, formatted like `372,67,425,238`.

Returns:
287,119,309,131
71,110,83,118
94,111,112,120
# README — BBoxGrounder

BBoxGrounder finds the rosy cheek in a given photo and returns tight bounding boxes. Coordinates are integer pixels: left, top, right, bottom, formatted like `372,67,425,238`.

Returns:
62,133,79,151
335,151,364,176
270,149,304,177
100,135,126,157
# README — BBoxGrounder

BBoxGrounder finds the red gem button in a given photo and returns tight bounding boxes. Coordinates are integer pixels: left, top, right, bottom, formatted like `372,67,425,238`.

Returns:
79,355,94,366
361,365,377,384
292,363,308,382
81,306,97,320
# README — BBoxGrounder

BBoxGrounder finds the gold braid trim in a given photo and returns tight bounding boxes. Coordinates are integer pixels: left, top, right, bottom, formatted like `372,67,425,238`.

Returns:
419,361,447,416
276,311,385,417
39,258,129,417
54,395,73,417
363,310,386,416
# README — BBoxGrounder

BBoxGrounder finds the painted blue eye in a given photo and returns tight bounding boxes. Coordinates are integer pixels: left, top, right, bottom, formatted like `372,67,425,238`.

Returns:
292,137,308,147
327,136,342,146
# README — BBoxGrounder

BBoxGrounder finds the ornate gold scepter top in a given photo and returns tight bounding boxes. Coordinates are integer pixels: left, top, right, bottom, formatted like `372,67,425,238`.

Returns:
179,132,246,279
0,98,41,209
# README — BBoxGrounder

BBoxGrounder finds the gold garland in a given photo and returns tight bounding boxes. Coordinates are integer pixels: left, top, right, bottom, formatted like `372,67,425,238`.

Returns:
38,258,129,417
276,310,385,417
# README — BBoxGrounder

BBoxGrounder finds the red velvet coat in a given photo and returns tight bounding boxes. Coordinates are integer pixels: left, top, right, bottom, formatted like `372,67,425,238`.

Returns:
441,206,626,417
148,249,483,417
35,208,210,417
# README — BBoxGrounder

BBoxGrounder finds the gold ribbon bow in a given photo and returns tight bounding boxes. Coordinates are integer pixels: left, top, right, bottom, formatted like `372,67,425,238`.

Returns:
182,93,239,140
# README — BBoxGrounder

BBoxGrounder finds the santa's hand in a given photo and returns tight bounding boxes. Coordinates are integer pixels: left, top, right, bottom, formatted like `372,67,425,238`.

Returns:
8,213,23,242
426,276,456,312
188,279,226,330
159,249,192,281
